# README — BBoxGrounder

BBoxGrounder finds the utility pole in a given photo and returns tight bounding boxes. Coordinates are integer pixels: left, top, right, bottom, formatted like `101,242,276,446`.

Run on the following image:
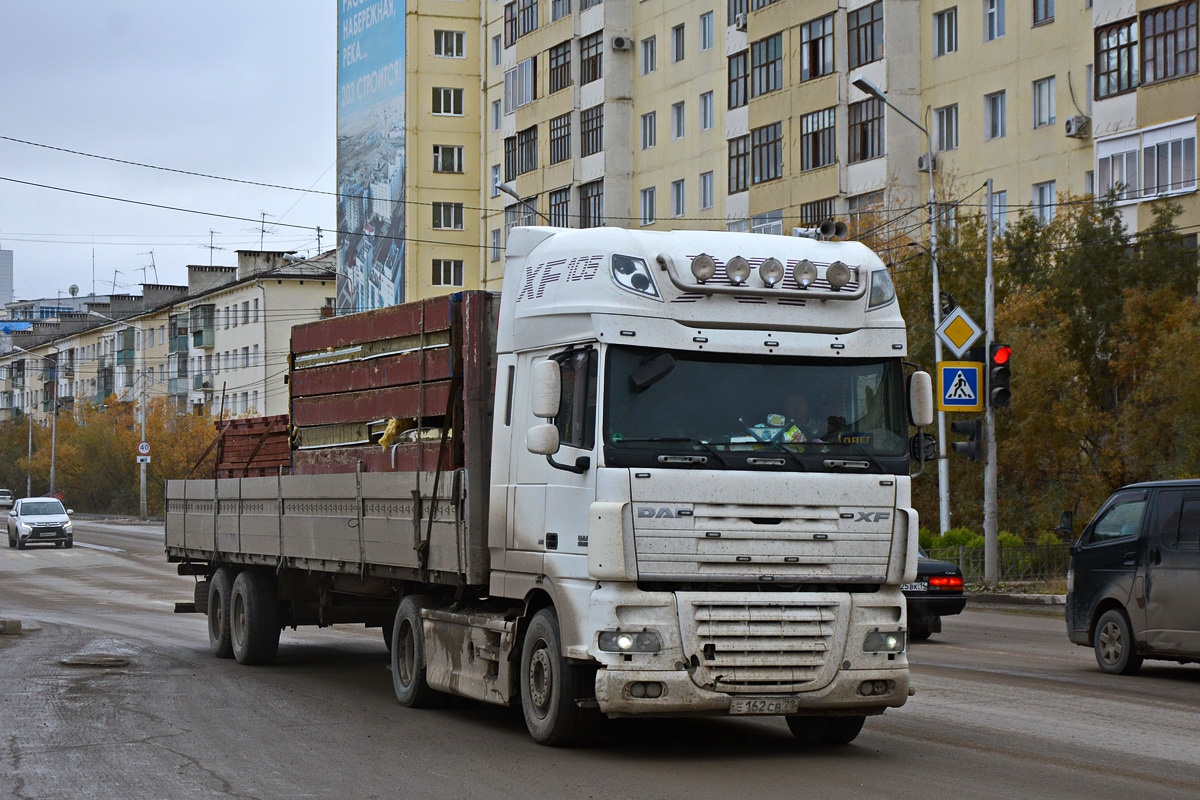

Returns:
983,179,999,585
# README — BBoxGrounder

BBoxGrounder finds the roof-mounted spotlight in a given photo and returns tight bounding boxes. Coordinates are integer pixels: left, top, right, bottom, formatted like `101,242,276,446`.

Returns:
726,256,751,285
690,253,717,283
794,259,818,289
758,258,784,288
826,261,852,291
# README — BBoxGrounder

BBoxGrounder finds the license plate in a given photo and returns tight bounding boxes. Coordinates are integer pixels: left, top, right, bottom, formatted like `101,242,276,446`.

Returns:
902,582,928,592
729,697,800,715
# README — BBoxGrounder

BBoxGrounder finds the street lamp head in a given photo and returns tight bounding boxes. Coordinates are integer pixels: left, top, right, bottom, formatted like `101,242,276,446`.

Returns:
497,182,521,201
851,77,884,99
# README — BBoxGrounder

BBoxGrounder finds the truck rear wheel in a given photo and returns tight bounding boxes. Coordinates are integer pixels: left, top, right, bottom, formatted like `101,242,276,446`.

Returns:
207,567,234,658
520,608,601,746
390,595,443,708
230,570,281,665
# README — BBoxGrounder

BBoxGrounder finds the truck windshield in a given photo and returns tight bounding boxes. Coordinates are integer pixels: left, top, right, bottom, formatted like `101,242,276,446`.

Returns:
603,346,909,472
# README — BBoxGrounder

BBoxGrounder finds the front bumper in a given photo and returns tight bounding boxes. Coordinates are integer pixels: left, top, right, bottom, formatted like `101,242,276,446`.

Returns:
595,664,909,716
17,527,71,545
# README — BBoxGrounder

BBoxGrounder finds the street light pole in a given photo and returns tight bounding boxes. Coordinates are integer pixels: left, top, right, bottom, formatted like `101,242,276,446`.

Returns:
497,182,553,225
852,77,950,534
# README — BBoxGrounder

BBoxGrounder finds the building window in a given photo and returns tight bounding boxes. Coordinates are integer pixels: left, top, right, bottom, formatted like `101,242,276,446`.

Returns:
433,145,464,174
985,91,1007,140
504,2,517,47
935,104,959,150
728,50,748,108
1033,0,1054,26
672,179,686,216
504,136,517,180
700,11,714,50
492,34,502,66
504,56,538,112
751,0,781,9
641,36,657,75
671,101,686,139
991,190,1008,231
641,111,657,149
552,0,571,22
1032,76,1056,128
491,164,502,197
252,301,258,323
728,0,748,25
433,87,463,116
549,187,571,227
800,14,835,81
1143,121,1198,196
433,259,465,287
751,122,782,183
1095,19,1138,99
242,301,250,325
672,24,685,62
581,105,603,157
985,0,1006,41
751,209,783,235
640,187,656,225
849,98,884,163
580,31,603,84
581,0,601,9
1142,1,1198,84
934,8,958,57
434,30,466,58
579,180,604,228
800,108,836,171
728,134,750,193
1032,180,1056,224
432,202,465,230
517,126,538,174
700,171,714,209
848,2,884,69
505,197,538,232
799,198,836,226
549,113,572,163
518,0,539,36
491,229,503,262
848,190,885,222
751,34,783,97
492,99,502,130
549,40,572,93
700,91,714,130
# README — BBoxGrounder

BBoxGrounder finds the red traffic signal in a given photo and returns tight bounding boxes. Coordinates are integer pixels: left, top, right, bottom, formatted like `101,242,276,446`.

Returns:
991,345,1012,365
989,344,1012,408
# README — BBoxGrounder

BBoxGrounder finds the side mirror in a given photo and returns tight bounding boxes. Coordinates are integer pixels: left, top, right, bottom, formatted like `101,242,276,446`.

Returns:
67,509,75,515
908,371,934,428
1054,510,1074,539
527,423,560,455
531,360,561,419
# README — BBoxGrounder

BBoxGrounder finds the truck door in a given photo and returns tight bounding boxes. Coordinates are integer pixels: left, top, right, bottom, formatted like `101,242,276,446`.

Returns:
1141,488,1200,655
1068,489,1147,638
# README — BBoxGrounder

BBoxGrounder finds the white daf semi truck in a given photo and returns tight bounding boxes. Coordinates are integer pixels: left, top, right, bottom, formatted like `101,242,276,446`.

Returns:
166,226,934,746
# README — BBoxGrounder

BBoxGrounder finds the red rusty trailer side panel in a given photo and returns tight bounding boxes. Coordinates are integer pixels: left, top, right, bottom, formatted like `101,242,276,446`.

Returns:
291,296,454,353
289,347,454,398
291,381,453,428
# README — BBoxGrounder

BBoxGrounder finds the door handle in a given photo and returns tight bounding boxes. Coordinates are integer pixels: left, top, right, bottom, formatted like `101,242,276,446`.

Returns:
1149,547,1161,565
1122,550,1137,565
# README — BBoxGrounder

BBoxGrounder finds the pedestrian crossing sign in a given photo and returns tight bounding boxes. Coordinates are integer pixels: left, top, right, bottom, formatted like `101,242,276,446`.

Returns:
938,361,984,412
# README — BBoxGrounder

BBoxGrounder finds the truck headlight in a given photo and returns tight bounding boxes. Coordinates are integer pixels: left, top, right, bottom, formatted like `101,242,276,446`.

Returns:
598,630,662,653
863,630,906,653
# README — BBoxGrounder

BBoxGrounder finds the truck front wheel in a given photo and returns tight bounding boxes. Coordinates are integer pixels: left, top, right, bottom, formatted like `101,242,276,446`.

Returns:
229,570,281,665
207,567,235,659
786,715,866,745
519,608,601,746
390,595,443,708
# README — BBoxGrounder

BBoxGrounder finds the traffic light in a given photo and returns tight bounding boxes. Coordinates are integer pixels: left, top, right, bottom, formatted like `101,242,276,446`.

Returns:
951,418,983,462
988,344,1012,408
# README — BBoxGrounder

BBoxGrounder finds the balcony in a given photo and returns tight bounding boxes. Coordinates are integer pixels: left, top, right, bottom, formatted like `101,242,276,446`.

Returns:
193,373,214,392
169,333,189,353
168,377,190,396
192,328,215,349
117,349,135,367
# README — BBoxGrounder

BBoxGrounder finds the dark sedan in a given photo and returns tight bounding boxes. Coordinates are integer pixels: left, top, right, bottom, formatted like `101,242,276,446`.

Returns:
904,549,966,640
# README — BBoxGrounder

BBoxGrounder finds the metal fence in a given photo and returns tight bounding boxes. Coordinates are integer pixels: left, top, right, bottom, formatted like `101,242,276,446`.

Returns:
924,544,1071,583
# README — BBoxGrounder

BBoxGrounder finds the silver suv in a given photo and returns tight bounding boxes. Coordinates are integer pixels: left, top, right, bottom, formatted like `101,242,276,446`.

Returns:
7,497,74,549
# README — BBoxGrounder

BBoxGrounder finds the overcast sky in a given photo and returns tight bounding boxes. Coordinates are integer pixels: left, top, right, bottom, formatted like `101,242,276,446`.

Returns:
0,1,336,303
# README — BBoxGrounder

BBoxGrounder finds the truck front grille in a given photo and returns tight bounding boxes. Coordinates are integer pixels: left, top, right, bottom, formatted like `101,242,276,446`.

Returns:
680,598,840,693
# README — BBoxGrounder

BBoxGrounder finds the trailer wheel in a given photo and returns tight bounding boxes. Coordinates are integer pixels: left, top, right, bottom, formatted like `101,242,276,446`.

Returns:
207,567,235,659
519,608,601,746
230,570,281,665
390,596,443,708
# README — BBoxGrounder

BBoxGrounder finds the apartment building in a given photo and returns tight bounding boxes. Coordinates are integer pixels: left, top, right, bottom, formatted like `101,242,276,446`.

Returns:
0,251,335,423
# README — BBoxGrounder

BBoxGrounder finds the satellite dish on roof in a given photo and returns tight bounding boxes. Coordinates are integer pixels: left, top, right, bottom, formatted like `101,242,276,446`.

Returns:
69,284,79,297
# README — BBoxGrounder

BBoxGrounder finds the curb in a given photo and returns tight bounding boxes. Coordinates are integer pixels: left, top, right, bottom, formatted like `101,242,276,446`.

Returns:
0,619,22,635
968,593,1066,606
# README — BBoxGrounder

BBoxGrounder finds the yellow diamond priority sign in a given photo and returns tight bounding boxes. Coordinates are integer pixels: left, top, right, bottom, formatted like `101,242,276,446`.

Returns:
935,307,983,358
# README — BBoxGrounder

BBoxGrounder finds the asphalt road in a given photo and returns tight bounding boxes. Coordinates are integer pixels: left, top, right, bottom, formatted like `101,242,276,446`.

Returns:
2,520,1198,800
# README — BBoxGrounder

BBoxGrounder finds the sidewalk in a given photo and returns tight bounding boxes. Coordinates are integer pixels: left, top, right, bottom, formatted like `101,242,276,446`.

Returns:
968,592,1066,606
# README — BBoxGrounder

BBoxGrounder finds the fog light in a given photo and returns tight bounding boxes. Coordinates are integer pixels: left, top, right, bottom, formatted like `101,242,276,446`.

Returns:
726,256,751,285
599,630,662,653
863,629,906,653
627,681,664,699
630,682,647,698
859,680,895,696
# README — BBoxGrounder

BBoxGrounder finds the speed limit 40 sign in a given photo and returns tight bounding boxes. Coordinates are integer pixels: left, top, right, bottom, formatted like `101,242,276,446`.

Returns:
137,441,151,456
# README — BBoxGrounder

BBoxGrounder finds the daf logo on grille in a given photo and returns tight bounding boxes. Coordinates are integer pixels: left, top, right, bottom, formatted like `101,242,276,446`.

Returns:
854,511,891,523
638,506,690,519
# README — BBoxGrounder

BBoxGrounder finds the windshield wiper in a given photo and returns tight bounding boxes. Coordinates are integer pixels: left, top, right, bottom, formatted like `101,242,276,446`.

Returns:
746,438,809,471
822,440,885,472
614,437,730,468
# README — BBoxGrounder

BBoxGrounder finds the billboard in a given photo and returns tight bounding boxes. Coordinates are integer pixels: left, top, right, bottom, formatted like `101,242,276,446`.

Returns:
337,0,406,313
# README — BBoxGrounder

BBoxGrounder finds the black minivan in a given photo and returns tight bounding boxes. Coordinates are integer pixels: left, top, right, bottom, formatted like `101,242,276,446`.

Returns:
1066,479,1200,674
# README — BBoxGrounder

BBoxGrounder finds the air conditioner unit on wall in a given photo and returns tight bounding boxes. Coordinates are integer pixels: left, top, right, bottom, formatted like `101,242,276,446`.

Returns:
1065,115,1091,139
917,153,937,172
611,35,632,51
734,13,748,31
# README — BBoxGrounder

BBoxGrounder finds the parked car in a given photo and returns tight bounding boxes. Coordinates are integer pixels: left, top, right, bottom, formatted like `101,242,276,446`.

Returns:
1065,479,1200,675
6,497,74,549
904,549,967,640
0,489,12,510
